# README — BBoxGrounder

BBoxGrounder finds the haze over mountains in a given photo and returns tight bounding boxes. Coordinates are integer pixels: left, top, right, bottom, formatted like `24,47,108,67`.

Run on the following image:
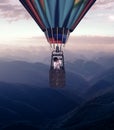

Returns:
0,53,114,129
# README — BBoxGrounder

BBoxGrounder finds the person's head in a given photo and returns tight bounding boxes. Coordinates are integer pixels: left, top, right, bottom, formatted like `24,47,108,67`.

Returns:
53,57,58,62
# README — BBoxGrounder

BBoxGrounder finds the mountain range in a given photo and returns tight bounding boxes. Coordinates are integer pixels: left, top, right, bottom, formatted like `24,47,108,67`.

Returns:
60,91,114,130
0,58,114,129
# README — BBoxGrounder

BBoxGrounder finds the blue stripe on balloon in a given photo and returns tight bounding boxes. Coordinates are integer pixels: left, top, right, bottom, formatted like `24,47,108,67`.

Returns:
34,0,49,28
54,0,59,27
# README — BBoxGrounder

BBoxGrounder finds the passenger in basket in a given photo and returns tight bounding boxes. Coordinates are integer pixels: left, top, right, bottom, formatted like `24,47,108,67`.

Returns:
53,57,61,70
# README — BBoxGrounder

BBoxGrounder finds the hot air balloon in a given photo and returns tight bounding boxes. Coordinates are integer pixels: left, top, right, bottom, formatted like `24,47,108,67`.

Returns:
19,0,96,87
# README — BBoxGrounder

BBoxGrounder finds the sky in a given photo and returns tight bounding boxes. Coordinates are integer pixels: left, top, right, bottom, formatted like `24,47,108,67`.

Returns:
0,0,114,62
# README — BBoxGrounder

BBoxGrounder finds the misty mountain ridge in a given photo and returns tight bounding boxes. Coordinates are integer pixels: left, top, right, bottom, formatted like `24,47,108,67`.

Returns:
0,57,114,129
60,91,114,130
0,61,49,86
90,67,114,85
0,81,82,129
95,55,114,69
66,59,105,80
83,67,114,100
0,60,90,96
56,67,114,130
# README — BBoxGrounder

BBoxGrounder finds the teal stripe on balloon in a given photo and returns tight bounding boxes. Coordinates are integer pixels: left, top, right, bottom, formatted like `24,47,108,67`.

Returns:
67,0,86,28
34,0,49,28
59,0,74,27
44,0,56,28
58,0,66,27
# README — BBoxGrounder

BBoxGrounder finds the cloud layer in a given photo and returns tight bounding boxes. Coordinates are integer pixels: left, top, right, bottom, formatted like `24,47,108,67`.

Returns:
0,35,114,62
0,0,29,21
0,0,114,22
95,0,114,8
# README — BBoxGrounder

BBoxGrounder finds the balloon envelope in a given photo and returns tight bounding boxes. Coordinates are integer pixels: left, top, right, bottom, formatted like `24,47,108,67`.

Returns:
20,0,96,44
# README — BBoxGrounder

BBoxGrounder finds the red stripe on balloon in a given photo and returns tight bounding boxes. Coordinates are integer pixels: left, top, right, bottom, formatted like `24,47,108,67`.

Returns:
39,0,45,10
48,38,63,44
26,0,45,30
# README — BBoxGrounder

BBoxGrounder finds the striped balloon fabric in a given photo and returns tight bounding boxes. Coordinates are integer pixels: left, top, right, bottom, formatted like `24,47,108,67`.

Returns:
20,0,96,45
